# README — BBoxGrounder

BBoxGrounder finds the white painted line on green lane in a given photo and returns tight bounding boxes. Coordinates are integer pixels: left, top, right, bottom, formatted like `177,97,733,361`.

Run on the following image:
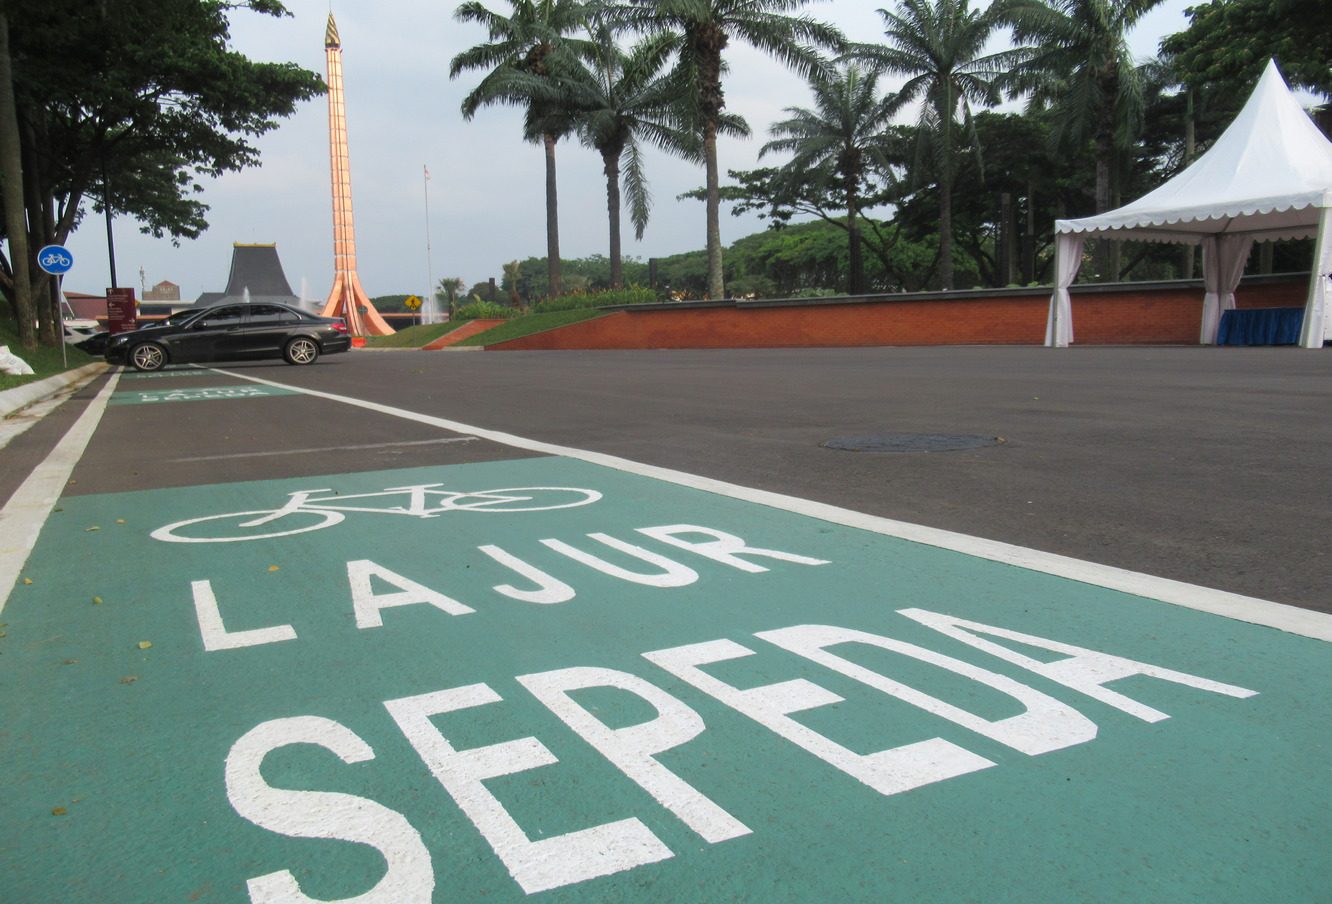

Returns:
166,436,480,463
210,367,1332,643
0,370,121,613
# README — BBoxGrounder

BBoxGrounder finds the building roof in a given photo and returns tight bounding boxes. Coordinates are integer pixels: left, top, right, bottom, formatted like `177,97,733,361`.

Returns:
192,243,300,307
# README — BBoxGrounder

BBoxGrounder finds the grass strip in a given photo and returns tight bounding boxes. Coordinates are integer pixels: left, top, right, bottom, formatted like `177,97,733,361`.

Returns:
455,308,606,346
364,321,467,349
0,317,98,391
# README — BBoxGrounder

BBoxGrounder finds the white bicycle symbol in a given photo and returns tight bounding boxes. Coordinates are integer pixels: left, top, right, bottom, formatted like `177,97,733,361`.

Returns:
40,251,72,268
151,484,603,543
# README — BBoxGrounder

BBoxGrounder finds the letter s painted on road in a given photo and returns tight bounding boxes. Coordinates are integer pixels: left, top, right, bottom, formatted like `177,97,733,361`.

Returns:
225,716,434,904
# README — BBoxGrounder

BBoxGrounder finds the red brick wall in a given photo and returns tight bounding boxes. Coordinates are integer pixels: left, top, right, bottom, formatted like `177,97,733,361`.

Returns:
489,278,1310,351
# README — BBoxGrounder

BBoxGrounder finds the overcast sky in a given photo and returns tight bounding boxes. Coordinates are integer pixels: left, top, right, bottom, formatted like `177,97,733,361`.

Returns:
64,0,1195,303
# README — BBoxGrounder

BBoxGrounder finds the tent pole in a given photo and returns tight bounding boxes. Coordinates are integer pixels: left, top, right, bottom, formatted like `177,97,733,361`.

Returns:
1299,206,1332,348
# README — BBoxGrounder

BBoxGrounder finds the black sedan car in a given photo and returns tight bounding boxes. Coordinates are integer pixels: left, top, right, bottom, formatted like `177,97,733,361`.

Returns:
105,302,351,372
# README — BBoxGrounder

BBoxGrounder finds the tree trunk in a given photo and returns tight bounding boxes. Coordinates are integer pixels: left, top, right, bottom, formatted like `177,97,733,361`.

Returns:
0,12,36,350
1108,165,1122,281
1022,179,1036,284
22,121,54,343
543,131,562,298
998,192,1014,287
1181,90,1196,279
1093,125,1114,282
602,145,623,289
846,174,864,295
938,93,955,291
938,171,954,291
703,118,723,299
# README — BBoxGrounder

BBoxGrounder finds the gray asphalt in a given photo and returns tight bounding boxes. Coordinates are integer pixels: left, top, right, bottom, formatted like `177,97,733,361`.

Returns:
6,345,1330,613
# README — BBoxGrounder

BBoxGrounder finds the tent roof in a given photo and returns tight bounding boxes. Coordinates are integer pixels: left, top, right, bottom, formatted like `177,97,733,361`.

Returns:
1057,61,1332,244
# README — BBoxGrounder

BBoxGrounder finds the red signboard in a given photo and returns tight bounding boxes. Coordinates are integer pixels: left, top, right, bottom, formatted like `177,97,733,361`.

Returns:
106,288,138,334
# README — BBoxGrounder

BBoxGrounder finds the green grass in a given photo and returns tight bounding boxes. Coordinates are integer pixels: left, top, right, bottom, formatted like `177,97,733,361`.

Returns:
454,308,607,346
364,321,467,349
0,317,99,392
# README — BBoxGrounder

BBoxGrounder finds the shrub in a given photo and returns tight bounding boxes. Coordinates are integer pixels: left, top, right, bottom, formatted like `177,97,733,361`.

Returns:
532,285,656,314
454,299,515,320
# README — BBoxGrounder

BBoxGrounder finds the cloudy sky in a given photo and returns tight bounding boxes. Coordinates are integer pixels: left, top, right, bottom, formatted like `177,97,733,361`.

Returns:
63,0,1195,303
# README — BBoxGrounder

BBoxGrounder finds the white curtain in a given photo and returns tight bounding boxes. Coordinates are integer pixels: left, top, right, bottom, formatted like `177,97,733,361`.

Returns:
1298,206,1332,348
1045,234,1084,347
1200,234,1255,344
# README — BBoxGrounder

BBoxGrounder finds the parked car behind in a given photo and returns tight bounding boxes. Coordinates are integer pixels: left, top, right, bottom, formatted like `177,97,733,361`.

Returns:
105,302,351,372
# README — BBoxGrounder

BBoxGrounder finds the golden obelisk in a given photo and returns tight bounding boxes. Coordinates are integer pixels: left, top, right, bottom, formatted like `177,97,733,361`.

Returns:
321,12,392,337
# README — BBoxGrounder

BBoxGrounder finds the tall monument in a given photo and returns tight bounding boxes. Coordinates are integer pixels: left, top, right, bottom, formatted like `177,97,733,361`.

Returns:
321,12,392,336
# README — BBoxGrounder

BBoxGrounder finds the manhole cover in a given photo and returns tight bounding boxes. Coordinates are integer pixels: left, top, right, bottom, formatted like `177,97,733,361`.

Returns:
821,433,1003,453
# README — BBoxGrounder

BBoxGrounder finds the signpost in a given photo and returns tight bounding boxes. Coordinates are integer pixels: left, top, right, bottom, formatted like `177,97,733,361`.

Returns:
37,245,73,276
36,245,75,366
404,294,422,326
106,287,138,334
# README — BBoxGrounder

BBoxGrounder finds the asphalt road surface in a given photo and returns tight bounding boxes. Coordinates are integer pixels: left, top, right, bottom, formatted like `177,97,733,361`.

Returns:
75,344,1324,614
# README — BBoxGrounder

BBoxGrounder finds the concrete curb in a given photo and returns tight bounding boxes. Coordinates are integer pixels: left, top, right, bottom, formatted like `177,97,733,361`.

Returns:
0,362,110,419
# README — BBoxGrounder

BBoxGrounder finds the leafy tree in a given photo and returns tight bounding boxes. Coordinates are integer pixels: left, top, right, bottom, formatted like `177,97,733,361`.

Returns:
502,259,524,306
852,0,1018,290
0,0,322,349
1160,0,1332,108
610,0,843,299
466,279,501,303
760,62,897,294
451,0,592,298
505,253,650,298
371,294,412,313
647,247,709,298
1003,0,1163,277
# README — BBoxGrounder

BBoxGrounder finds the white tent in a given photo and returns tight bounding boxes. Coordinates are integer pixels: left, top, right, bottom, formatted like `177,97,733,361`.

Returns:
1047,60,1332,348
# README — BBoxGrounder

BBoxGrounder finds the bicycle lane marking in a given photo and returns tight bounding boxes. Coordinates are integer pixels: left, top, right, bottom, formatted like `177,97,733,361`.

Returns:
109,384,301,405
2,368,1330,902
3,453,1330,902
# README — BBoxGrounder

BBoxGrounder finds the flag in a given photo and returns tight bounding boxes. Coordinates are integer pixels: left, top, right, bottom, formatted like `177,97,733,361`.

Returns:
424,165,431,181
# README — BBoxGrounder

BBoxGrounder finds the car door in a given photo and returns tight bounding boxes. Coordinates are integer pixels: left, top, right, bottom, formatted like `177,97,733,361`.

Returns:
236,304,302,358
171,305,247,362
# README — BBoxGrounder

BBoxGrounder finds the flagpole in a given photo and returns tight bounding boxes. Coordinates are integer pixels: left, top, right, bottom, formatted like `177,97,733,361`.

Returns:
423,164,434,324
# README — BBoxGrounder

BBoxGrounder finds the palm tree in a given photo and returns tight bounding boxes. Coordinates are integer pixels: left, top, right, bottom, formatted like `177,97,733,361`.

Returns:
853,0,1018,290
527,21,719,287
435,276,465,316
611,0,844,299
450,0,591,298
760,63,897,294
1002,0,1162,277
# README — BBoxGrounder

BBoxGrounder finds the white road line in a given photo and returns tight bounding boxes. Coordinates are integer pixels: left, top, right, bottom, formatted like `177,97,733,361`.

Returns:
0,392,76,452
210,367,1332,643
0,371,121,613
167,436,479,462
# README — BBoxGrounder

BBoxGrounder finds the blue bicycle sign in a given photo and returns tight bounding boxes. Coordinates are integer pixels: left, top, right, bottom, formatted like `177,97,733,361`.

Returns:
37,245,74,275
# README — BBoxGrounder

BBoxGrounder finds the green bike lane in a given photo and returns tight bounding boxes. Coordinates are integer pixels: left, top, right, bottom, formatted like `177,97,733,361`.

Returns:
2,367,1330,903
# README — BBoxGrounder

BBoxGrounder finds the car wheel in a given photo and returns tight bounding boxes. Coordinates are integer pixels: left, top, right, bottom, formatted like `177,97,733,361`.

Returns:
283,337,320,365
129,343,167,372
